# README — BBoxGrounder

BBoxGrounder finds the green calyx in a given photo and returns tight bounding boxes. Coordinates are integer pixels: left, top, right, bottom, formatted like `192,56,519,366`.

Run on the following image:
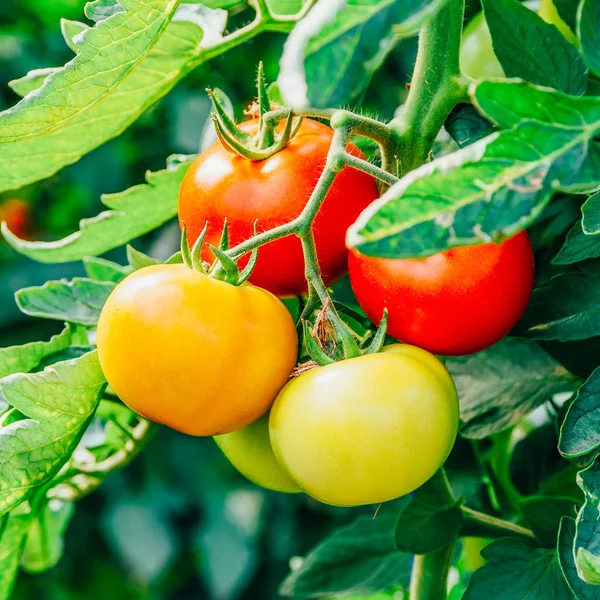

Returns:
181,221,258,286
207,62,302,161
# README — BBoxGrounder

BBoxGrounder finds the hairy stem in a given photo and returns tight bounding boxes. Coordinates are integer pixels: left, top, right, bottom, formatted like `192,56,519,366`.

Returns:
389,0,468,173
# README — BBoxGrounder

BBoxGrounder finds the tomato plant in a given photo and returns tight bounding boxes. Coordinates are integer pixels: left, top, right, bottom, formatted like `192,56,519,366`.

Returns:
269,345,459,506
97,263,298,436
1,0,600,599
348,232,535,356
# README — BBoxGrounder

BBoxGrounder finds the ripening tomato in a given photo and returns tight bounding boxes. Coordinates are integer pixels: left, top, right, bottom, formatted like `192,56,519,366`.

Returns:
348,232,535,356
179,118,379,297
269,345,459,506
97,265,298,436
214,412,301,494
0,199,32,240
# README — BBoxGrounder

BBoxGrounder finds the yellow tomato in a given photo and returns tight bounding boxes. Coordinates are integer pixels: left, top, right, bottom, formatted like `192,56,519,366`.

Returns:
97,264,298,436
214,413,301,493
269,344,459,506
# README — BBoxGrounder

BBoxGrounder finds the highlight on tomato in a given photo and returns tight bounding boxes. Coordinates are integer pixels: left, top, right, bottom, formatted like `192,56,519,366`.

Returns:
97,264,298,436
269,344,459,507
179,118,379,297
348,231,535,356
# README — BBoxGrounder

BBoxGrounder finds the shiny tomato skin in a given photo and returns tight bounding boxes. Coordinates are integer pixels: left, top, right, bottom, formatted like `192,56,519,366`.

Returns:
348,232,535,356
214,412,301,494
179,119,379,297
269,344,459,506
97,264,298,436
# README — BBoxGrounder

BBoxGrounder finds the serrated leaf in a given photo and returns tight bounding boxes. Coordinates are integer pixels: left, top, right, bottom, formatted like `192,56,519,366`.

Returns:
463,537,572,600
8,68,61,98
444,103,494,149
279,0,445,109
348,82,600,259
60,19,89,53
0,324,85,380
3,156,193,263
558,518,600,600
553,221,600,265
280,507,411,598
20,499,74,573
0,0,180,193
83,256,131,283
0,352,106,517
15,279,115,326
527,262,600,341
85,0,126,21
560,367,600,458
520,496,578,548
482,0,587,95
579,0,600,79
446,338,577,440
0,511,33,600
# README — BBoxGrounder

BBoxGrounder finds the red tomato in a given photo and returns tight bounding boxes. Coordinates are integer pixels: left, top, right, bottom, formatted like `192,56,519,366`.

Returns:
0,199,32,240
179,119,379,297
348,232,535,356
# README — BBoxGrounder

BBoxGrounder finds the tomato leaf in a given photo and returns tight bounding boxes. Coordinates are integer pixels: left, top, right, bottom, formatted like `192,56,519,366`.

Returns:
7,68,60,97
278,0,446,109
462,537,572,600
0,511,34,599
559,367,600,458
20,499,74,574
553,0,579,33
526,262,600,341
0,351,106,517
553,220,600,265
348,82,600,259
15,278,115,326
579,0,600,80
573,457,600,586
279,505,412,598
83,257,131,283
519,496,578,548
446,338,577,440
0,0,180,193
2,156,194,263
444,103,494,149
558,517,600,600
482,0,587,96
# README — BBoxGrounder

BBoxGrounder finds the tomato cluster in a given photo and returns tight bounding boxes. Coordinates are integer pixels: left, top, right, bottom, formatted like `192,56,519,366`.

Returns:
97,116,535,506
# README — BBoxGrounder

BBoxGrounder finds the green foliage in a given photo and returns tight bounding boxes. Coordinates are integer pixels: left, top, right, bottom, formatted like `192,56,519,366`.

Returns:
579,0,600,79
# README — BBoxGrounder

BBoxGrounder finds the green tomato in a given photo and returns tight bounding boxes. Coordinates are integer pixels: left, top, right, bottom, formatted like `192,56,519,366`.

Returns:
269,345,459,507
214,413,301,494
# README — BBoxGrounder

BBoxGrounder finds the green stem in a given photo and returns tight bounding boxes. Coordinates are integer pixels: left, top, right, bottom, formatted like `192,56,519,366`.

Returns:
389,0,468,173
460,507,537,542
409,469,456,600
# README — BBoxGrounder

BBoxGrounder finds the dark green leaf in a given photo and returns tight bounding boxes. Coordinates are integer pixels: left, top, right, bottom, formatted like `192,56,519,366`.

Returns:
558,517,600,600
279,0,445,108
579,0,600,79
553,221,600,265
0,324,86,380
20,499,74,573
3,156,194,264
0,511,33,599
520,496,578,548
348,82,600,259
560,366,600,458
482,0,587,95
582,192,600,234
0,0,181,193
444,103,494,149
574,456,600,585
527,262,600,341
83,256,130,283
0,352,106,517
463,537,572,599
447,339,577,439
553,0,579,32
15,278,115,326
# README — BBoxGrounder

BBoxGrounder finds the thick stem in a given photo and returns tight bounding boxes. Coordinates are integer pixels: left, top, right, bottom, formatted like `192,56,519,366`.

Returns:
409,469,456,600
389,0,467,173
460,507,537,542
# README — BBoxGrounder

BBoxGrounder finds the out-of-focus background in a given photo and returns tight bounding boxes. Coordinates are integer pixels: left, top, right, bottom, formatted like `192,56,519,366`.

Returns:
0,1,445,598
